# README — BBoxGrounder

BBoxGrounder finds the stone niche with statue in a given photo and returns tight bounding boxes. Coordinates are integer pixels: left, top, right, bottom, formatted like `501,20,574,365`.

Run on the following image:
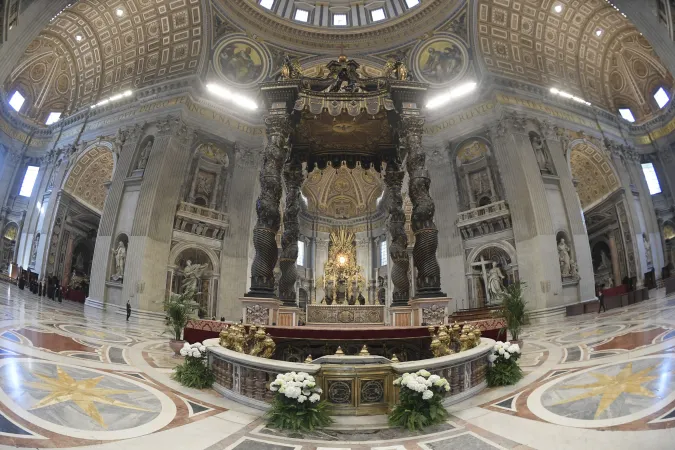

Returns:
308,227,384,325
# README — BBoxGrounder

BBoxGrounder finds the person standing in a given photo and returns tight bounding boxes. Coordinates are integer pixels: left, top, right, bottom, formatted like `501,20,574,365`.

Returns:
126,300,131,321
597,284,606,313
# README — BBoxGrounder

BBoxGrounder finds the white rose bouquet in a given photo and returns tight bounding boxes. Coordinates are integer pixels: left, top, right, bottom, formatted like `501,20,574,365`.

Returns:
389,370,450,431
486,341,523,386
266,371,332,431
172,341,215,389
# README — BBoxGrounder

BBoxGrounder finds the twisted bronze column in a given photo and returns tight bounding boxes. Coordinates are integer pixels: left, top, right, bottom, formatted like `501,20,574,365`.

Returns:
278,158,304,306
246,114,291,298
384,161,410,306
402,116,445,298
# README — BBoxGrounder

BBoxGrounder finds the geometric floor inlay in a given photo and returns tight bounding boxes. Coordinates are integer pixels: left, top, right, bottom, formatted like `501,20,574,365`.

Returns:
419,431,508,450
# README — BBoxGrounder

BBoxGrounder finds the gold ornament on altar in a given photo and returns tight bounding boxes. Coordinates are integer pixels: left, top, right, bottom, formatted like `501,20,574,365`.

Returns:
316,227,366,305
218,324,276,358
359,345,370,356
428,322,480,357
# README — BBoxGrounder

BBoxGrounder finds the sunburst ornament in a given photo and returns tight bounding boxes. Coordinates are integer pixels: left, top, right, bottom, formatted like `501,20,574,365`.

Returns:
24,366,152,428
555,362,660,418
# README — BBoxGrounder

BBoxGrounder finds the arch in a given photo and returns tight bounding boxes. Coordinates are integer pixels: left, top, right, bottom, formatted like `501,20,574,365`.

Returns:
61,143,115,214
453,137,491,166
568,140,621,210
168,242,220,273
466,240,517,268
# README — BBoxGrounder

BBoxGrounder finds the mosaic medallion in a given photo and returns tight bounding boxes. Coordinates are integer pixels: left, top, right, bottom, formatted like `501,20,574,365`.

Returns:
0,359,175,440
528,355,675,428
412,35,469,87
213,37,269,88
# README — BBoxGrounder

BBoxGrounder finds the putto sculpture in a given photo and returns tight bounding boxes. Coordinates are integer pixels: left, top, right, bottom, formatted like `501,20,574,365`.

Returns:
218,324,276,359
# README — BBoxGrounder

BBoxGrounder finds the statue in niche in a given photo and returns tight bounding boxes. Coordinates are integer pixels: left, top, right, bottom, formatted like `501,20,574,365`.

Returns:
530,133,553,174
182,260,207,292
197,174,213,195
487,261,505,301
75,253,84,272
558,238,572,277
643,233,653,267
597,250,612,271
112,240,126,281
29,234,39,266
136,141,153,170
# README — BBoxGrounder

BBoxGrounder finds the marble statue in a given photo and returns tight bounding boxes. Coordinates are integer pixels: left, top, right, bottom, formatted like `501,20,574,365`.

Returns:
487,261,504,301
643,233,653,267
558,238,572,277
197,174,213,195
530,134,551,173
112,241,126,281
598,250,611,271
136,141,153,170
182,260,207,292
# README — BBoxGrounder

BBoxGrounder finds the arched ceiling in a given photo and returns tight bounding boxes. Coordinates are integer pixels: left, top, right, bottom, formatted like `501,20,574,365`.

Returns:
477,0,673,121
6,0,203,122
63,146,114,213
302,165,383,220
569,142,620,210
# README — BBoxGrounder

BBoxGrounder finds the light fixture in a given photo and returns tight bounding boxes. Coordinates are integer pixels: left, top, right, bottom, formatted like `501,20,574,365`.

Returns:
549,87,591,106
206,83,258,110
75,35,82,42
426,81,478,109
116,8,124,17
554,4,563,13
595,29,603,37
90,90,133,109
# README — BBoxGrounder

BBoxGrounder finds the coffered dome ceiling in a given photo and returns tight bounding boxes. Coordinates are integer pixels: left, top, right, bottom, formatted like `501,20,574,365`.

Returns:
5,0,203,122
63,146,114,213
569,142,620,210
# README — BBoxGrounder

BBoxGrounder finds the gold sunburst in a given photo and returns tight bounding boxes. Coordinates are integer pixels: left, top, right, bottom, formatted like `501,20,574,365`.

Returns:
25,366,152,428
555,362,659,418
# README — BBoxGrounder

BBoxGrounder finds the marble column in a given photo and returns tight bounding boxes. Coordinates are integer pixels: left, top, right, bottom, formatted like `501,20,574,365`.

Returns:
401,115,445,298
609,234,622,287
246,113,291,298
384,160,410,306
278,158,303,306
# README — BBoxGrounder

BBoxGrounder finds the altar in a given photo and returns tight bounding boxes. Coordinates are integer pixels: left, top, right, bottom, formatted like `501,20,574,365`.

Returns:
306,304,385,325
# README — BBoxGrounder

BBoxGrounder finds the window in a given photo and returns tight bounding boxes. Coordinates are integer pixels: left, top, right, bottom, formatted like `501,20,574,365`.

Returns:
333,13,347,26
259,0,274,9
380,240,388,266
641,163,662,195
654,87,670,109
19,166,40,197
9,91,25,112
297,240,305,266
371,8,386,22
294,8,309,22
619,108,636,123
405,0,420,7
45,112,61,125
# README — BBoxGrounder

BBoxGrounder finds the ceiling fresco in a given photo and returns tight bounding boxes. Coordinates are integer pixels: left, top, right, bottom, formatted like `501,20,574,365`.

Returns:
6,0,203,121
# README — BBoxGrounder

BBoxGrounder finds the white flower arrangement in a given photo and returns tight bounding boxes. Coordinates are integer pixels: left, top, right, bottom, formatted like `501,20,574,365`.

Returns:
393,369,450,401
487,341,520,365
180,341,208,358
269,372,323,404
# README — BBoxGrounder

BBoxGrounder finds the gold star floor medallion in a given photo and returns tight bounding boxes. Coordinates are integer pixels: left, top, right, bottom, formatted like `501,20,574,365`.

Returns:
24,366,152,428
555,362,659,419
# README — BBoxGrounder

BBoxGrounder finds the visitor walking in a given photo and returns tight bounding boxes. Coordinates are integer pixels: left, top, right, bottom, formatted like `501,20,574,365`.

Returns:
597,284,606,313
126,300,131,321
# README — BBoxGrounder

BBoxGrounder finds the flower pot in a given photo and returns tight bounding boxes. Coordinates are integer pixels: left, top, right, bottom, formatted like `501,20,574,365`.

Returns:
510,339,524,351
169,339,186,357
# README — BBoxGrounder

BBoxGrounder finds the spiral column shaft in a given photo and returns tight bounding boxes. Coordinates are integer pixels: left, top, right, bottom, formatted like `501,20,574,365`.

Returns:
384,162,410,306
279,159,304,306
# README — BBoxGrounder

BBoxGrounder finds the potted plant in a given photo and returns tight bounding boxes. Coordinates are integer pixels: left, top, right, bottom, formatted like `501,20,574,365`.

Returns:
495,281,528,348
389,370,450,431
173,341,215,388
164,286,200,356
486,341,523,386
266,372,332,431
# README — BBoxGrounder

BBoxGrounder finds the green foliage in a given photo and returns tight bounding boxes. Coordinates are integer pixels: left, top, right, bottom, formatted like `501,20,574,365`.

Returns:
486,358,523,387
164,287,200,340
172,355,215,389
265,395,333,432
495,281,529,341
389,381,449,431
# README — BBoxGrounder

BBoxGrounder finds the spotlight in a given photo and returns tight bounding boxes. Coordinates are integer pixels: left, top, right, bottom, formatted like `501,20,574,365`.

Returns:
116,8,124,17
554,4,563,13
75,35,82,42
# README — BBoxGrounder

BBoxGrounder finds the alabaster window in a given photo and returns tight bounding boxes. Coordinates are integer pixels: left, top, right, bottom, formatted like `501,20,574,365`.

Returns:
654,87,670,109
19,166,40,197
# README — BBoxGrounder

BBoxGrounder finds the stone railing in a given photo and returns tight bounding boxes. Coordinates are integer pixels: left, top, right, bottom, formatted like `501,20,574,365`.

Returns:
457,201,511,239
205,337,494,414
174,202,229,240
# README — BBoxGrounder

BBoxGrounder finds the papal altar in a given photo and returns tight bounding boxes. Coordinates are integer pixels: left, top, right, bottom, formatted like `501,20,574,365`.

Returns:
306,304,385,325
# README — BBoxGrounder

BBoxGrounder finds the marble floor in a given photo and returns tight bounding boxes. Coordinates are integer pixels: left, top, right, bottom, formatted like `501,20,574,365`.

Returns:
0,283,674,449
